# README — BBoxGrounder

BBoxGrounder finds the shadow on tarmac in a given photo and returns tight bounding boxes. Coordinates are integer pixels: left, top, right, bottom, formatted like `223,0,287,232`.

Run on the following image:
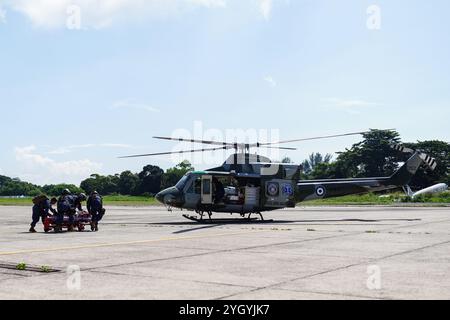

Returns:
105,217,421,226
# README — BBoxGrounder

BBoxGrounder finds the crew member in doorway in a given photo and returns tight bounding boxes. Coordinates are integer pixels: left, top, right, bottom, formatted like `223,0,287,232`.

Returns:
212,177,225,204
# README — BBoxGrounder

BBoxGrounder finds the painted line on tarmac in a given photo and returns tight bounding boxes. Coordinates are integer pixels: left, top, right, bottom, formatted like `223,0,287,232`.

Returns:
0,230,270,256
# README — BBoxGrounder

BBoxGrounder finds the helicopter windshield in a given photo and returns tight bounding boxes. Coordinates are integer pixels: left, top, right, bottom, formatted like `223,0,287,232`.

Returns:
175,174,190,190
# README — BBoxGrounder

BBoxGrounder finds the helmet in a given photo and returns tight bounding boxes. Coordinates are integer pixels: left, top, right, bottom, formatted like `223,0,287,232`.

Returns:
78,193,87,201
62,189,71,195
91,191,99,195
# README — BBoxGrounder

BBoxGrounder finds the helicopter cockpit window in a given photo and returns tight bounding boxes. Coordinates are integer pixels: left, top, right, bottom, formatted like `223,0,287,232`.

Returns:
175,175,190,190
187,177,201,194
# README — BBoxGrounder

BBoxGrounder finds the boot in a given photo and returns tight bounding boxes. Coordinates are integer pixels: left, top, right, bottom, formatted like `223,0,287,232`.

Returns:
29,227,37,233
95,222,99,232
90,221,95,231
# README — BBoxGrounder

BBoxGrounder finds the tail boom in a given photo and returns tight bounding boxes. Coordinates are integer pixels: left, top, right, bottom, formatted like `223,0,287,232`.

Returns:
296,151,432,202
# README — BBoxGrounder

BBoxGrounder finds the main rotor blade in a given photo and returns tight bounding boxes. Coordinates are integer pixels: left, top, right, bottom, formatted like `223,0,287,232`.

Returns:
118,146,231,159
153,137,297,150
259,146,297,150
255,129,396,146
153,136,232,147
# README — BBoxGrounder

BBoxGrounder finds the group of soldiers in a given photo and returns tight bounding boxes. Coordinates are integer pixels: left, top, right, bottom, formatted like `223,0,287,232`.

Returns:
30,189,105,233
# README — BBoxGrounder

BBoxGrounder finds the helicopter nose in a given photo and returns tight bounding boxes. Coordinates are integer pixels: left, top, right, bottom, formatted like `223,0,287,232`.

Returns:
155,187,181,206
155,191,165,204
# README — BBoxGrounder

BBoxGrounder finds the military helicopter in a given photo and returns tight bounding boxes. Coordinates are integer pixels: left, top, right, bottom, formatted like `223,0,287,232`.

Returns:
120,131,438,222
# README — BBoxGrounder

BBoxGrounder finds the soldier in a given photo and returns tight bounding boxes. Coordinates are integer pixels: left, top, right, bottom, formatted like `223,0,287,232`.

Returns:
212,177,225,204
68,193,87,232
56,189,72,232
29,196,57,233
87,191,104,232
72,193,87,211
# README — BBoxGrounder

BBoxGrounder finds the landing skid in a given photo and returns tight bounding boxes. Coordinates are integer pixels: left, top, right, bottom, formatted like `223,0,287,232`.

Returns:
182,214,273,224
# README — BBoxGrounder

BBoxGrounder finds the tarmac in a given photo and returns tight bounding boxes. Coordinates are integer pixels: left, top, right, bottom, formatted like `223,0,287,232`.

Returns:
0,205,449,300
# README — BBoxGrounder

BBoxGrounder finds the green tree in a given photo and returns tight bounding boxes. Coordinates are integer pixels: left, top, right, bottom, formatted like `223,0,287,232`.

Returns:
80,174,119,195
118,171,140,195
137,165,164,195
0,175,11,187
0,176,42,196
42,184,84,196
332,129,401,178
302,153,333,175
80,175,100,194
161,161,194,190
309,162,337,180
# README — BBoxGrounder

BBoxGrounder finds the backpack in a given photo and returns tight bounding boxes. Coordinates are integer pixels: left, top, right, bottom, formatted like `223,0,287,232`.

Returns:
32,195,48,206
92,195,103,207
88,195,103,211
57,195,72,213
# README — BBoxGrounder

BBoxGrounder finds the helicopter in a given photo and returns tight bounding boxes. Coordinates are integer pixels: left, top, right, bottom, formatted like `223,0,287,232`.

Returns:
120,131,438,222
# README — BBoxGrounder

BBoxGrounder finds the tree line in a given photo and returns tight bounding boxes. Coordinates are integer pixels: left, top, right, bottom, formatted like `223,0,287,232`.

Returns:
0,160,194,197
0,130,448,197
79,160,193,196
0,176,84,197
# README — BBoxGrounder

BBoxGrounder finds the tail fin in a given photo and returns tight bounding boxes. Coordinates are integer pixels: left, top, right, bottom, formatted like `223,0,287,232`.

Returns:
388,143,438,186
389,152,423,186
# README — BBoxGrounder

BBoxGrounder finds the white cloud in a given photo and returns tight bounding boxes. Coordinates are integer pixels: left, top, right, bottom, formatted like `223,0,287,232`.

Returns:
1,0,290,28
3,0,227,29
113,99,160,113
321,98,382,114
259,0,272,20
0,5,6,23
263,75,277,87
189,0,226,8
15,146,103,185
47,143,134,155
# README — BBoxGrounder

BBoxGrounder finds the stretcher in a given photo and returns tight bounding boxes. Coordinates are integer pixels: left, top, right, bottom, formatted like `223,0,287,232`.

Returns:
43,211,92,233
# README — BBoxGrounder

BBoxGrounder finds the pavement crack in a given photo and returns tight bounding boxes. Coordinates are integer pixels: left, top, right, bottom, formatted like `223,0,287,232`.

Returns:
218,238,450,300
84,218,450,273
270,287,389,300
88,269,256,290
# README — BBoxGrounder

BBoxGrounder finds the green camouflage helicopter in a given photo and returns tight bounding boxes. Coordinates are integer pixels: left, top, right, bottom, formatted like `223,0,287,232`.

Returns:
121,131,437,222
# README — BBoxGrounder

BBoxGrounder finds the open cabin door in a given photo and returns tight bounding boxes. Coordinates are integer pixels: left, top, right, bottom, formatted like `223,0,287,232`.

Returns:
201,175,213,204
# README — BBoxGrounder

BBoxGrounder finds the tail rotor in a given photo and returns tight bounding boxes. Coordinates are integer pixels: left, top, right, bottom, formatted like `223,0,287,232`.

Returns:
390,143,438,171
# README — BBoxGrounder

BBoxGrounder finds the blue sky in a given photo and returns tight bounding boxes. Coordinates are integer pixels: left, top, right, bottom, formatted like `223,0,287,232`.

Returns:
0,0,449,185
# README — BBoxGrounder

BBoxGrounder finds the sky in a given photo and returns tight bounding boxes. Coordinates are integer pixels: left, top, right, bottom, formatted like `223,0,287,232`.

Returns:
0,0,449,186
